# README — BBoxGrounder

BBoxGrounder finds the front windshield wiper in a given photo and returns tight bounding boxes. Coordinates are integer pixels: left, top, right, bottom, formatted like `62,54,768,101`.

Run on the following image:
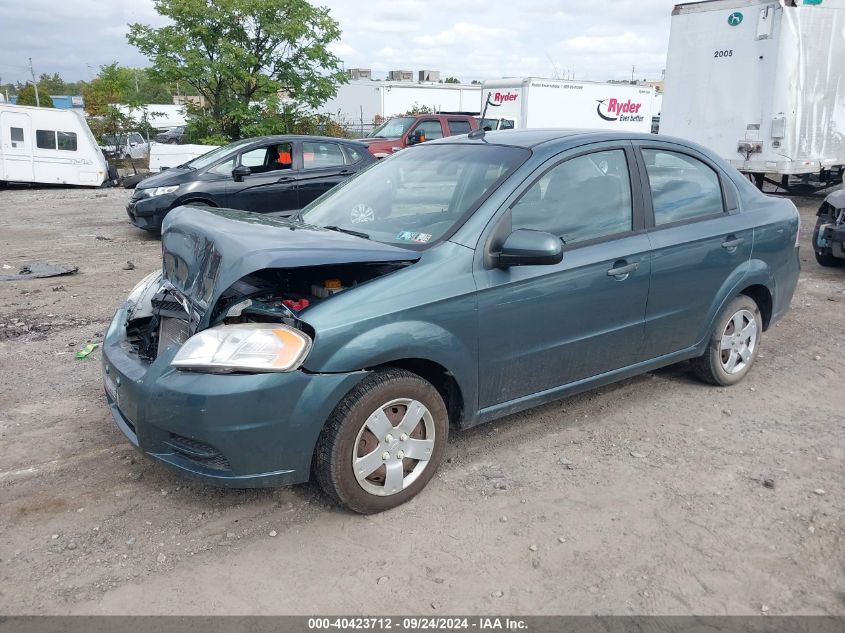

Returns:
324,225,370,239
175,163,195,170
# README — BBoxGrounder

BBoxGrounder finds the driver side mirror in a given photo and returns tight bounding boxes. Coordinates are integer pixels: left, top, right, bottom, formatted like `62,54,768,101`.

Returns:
496,229,563,268
232,165,251,182
407,130,425,146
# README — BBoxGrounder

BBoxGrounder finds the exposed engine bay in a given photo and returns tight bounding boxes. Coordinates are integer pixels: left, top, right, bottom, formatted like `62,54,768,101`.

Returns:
124,262,411,362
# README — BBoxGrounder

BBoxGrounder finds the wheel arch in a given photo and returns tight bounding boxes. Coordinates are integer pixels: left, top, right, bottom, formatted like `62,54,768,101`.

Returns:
697,261,776,351
177,195,218,207
369,358,465,429
738,283,773,330
304,319,478,428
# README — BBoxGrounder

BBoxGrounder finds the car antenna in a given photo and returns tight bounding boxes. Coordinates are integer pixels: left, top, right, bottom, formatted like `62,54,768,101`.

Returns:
468,93,501,139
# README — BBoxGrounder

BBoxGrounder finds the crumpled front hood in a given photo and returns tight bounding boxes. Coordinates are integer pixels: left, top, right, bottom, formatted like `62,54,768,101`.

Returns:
160,206,420,325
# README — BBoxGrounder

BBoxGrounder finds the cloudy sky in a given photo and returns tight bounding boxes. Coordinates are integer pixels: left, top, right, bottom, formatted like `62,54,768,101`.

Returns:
0,0,674,85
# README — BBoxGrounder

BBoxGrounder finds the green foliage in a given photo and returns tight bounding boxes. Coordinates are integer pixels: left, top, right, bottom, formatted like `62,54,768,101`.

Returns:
37,72,84,95
470,80,482,85
442,76,460,84
82,63,173,116
128,0,347,141
184,100,349,145
15,84,53,107
404,103,433,115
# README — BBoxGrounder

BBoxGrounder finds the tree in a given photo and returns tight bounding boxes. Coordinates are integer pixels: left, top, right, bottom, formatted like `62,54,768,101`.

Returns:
128,0,347,141
82,63,173,115
442,76,460,84
16,84,53,107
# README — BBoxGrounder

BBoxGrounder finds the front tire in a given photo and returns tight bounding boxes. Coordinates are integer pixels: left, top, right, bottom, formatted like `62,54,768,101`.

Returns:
692,295,762,386
313,369,448,514
813,215,844,267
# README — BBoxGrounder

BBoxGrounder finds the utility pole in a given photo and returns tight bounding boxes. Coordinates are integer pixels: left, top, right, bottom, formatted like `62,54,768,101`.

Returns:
28,57,40,107
631,64,635,83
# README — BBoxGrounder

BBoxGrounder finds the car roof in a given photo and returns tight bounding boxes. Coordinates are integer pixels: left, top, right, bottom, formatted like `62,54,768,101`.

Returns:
246,135,367,147
428,129,678,150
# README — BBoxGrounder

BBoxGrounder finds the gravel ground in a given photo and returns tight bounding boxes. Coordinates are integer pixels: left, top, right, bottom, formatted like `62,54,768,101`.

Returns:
0,186,842,615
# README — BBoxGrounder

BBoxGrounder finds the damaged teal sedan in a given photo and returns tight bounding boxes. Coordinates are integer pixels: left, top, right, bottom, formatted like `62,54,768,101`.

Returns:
103,130,800,513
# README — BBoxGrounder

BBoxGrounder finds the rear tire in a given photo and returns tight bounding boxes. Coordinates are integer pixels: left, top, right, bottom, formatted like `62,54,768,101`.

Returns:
313,369,448,514
692,295,762,386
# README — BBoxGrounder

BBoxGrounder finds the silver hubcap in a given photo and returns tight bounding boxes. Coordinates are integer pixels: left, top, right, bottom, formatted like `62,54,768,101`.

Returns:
719,309,758,374
350,204,375,223
352,398,435,497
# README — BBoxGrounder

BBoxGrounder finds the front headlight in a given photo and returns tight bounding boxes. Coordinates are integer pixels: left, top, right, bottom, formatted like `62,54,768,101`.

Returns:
171,323,312,373
151,185,179,197
126,270,162,305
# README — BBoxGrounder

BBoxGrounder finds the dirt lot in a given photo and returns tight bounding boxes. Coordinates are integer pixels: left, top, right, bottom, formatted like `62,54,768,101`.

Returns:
0,186,842,615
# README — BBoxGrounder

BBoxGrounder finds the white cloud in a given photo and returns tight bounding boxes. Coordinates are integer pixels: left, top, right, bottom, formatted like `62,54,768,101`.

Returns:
0,0,675,84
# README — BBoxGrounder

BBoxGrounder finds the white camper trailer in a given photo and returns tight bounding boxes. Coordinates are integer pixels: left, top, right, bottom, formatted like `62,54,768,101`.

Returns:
0,104,109,187
660,0,845,189
480,78,656,133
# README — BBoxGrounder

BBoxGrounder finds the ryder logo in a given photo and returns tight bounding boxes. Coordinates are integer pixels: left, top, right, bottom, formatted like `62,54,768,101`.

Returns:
492,91,518,103
596,98,644,123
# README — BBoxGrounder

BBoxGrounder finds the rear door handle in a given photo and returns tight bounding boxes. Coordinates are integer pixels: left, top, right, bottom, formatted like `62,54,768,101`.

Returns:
277,176,296,183
721,236,744,250
607,262,639,278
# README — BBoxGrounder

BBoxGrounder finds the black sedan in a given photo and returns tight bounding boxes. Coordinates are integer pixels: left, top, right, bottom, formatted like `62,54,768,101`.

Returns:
126,135,375,231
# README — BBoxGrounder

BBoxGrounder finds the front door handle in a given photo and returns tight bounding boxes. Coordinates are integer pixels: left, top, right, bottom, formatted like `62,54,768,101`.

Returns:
721,236,744,250
277,176,296,183
607,261,639,279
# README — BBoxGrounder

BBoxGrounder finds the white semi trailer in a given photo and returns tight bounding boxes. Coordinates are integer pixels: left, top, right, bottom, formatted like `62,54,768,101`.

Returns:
479,78,656,133
660,0,845,190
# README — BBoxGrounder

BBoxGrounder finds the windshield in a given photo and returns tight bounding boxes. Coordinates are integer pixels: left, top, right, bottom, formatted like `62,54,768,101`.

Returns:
300,144,530,248
184,139,252,170
368,117,415,138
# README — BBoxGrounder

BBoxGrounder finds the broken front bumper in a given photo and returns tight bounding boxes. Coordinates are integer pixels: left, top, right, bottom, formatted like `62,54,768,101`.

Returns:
101,305,366,487
125,193,175,231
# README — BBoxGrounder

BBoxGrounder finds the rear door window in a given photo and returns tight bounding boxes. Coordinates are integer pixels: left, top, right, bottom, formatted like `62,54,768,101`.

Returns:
447,120,472,136
642,149,724,225
342,145,363,164
302,142,345,169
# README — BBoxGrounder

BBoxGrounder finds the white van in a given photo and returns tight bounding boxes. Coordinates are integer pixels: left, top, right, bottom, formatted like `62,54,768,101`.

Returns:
0,104,110,186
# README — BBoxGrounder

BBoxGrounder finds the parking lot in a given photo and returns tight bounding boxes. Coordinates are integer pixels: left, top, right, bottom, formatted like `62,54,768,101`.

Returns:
0,186,842,615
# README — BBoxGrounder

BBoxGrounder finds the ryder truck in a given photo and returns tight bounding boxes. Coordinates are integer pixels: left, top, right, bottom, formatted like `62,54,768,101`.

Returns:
479,78,656,133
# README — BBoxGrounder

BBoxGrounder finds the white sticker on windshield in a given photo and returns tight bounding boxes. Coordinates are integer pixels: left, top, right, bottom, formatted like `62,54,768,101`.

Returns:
396,231,432,243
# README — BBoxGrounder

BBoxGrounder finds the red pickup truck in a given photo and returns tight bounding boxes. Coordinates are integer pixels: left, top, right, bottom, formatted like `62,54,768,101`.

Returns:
358,114,479,158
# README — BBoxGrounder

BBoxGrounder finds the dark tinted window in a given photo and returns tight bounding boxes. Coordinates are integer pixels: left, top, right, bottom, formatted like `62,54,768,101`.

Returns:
36,130,56,150
57,131,77,151
511,149,633,245
448,120,472,135
303,142,344,169
10,127,24,143
642,149,724,225
343,145,363,164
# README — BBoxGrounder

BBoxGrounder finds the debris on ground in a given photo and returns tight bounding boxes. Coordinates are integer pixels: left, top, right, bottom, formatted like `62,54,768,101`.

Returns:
122,261,136,271
74,343,99,360
0,262,78,282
